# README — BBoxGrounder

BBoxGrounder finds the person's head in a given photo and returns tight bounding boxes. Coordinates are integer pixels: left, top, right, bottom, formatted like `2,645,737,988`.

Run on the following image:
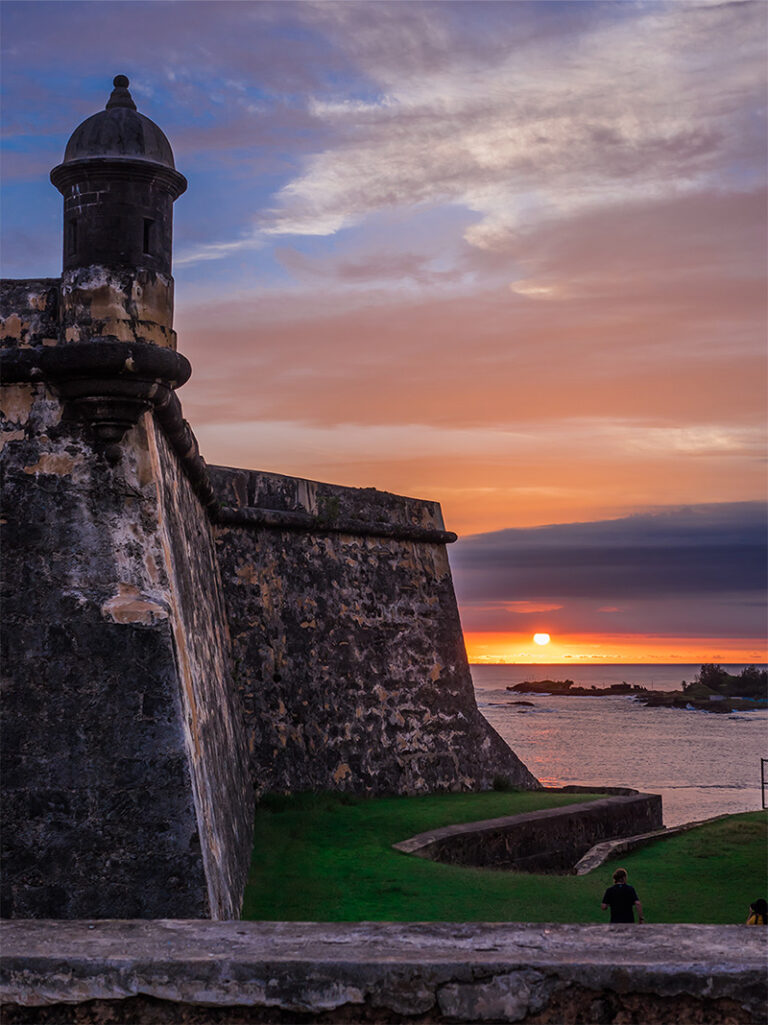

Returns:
750,899,767,918
613,868,627,884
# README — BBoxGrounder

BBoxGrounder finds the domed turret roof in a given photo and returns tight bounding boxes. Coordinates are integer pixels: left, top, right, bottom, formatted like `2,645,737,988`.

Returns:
60,75,177,169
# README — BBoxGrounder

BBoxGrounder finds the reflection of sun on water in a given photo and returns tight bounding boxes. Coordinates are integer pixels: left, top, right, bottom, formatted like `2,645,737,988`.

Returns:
533,633,551,646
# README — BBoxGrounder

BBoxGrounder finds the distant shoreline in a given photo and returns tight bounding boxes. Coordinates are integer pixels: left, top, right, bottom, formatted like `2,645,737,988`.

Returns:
504,676,766,714
507,680,644,697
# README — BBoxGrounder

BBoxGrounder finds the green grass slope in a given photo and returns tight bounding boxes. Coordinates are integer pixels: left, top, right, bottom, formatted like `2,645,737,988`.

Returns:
242,792,766,925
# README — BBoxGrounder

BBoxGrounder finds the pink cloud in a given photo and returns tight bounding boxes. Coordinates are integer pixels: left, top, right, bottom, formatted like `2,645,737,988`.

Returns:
176,188,766,431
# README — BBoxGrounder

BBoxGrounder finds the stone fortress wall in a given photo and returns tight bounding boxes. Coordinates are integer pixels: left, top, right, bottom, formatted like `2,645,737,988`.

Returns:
0,283,254,919
0,77,535,920
0,272,536,922
393,792,664,873
212,465,531,796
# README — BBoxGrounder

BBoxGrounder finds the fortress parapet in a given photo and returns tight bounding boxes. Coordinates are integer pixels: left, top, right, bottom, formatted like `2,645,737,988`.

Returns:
211,466,534,796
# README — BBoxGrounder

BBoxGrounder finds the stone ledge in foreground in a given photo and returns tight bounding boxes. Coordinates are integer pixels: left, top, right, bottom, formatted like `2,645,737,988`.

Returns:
1,920,766,1023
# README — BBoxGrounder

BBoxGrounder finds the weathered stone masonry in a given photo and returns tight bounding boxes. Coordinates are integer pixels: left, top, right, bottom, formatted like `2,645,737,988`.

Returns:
0,368,254,919
212,466,533,796
0,77,536,920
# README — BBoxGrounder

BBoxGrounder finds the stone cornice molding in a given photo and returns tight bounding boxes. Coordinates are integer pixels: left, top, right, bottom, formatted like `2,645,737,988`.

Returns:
50,157,187,199
1,339,195,468
215,503,458,544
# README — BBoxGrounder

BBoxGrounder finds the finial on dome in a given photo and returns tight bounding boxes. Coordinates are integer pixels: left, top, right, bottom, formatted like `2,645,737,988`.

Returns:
106,74,137,111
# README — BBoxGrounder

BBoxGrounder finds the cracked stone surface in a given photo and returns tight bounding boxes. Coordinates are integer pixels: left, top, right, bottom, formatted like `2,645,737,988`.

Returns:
1,921,765,1023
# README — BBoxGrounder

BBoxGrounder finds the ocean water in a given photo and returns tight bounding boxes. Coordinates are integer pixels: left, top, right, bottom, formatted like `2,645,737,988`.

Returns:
471,664,768,827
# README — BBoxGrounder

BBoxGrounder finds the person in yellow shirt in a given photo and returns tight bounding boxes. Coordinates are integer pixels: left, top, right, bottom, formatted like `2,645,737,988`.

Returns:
746,899,767,925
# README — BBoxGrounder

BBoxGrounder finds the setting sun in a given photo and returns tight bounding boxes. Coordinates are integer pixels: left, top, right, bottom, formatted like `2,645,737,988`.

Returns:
533,633,551,646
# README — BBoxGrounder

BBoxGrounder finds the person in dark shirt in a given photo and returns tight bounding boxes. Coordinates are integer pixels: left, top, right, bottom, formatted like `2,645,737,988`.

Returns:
601,867,644,923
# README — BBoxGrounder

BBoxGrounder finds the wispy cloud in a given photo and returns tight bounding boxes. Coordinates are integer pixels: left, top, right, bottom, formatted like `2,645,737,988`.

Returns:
2,0,765,564
262,1,766,244
175,234,265,267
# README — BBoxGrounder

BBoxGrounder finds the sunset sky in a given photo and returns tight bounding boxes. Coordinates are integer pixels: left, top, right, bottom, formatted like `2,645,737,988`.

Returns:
2,0,766,664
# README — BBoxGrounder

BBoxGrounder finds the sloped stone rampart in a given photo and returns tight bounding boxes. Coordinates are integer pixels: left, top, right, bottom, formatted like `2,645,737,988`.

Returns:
210,465,537,795
393,793,663,873
1,284,253,919
146,421,254,917
1,920,765,1024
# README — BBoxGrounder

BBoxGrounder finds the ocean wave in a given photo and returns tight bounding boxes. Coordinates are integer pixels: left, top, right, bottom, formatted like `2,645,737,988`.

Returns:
478,678,766,821
656,783,755,790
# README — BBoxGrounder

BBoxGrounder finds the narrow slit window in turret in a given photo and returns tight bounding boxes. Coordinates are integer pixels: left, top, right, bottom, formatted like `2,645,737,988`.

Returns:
143,218,154,255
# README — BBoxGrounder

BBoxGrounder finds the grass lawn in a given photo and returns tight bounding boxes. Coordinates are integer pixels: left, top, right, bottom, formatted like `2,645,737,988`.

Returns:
241,790,767,924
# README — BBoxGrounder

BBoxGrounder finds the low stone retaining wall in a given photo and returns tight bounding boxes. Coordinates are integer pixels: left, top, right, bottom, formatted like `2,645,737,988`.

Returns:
1,920,765,1024
393,793,663,873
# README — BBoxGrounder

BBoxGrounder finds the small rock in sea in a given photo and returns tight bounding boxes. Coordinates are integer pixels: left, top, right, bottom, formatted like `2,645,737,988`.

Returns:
510,700,535,706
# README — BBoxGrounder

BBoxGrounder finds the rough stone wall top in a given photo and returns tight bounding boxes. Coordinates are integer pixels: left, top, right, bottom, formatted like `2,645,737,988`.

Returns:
0,272,177,350
213,464,450,535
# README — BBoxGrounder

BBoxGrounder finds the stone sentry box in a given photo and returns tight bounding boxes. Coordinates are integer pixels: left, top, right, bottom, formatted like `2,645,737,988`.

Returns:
0,77,253,920
0,77,536,921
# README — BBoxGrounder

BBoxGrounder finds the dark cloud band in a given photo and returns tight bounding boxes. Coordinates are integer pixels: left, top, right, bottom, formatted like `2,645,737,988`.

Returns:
452,502,767,602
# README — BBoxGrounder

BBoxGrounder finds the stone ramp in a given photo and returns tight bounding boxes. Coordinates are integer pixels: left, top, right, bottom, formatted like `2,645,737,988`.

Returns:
573,814,731,875
1,920,765,1023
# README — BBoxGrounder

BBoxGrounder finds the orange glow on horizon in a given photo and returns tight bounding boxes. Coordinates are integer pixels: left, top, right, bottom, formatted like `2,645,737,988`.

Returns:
464,631,768,665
